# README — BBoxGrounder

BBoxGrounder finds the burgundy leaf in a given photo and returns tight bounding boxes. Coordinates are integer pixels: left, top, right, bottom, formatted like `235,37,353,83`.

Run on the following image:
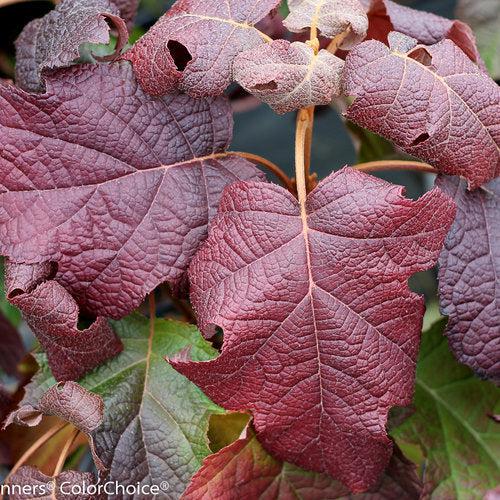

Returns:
437,175,500,383
234,40,344,114
0,311,24,377
124,0,280,97
112,0,139,27
5,261,122,381
343,34,500,189
8,465,96,499
284,0,368,49
255,8,287,40
15,0,129,92
184,424,421,499
172,167,455,492
0,62,263,318
361,0,482,66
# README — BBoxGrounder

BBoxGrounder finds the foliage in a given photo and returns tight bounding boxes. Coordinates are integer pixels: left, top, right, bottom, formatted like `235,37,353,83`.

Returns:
0,0,498,498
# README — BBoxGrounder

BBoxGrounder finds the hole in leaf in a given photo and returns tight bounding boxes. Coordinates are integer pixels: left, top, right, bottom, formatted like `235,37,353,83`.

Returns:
252,81,278,91
411,132,430,146
408,48,433,67
167,40,192,71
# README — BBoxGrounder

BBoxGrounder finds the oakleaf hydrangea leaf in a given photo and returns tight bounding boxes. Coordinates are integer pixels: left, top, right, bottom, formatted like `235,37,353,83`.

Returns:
124,0,280,97
437,176,500,383
112,0,139,27
392,319,500,498
361,0,483,67
0,63,263,319
0,311,25,377
15,0,129,92
284,0,368,49
184,424,422,499
234,40,344,114
5,262,122,381
343,35,500,189
20,314,225,498
173,167,455,492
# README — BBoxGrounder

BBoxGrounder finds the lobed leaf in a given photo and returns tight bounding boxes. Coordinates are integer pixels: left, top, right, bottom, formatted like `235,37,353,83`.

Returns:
15,0,129,92
437,176,499,383
5,261,122,381
392,319,500,498
343,34,500,189
21,314,225,497
361,0,483,67
0,62,263,319
234,40,344,114
173,167,455,492
284,0,368,49
124,0,280,97
184,424,422,499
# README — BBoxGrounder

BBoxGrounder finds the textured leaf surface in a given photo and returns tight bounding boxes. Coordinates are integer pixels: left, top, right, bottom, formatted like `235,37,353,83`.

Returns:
22,314,225,498
0,62,262,319
437,176,499,383
15,0,129,92
174,167,455,492
124,0,280,97
184,425,422,499
456,0,500,79
362,0,482,66
8,466,96,500
284,0,368,49
393,319,500,498
343,35,500,189
234,40,344,114
5,261,122,381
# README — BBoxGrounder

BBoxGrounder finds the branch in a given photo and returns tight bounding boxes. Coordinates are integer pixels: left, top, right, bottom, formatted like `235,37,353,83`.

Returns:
353,160,438,174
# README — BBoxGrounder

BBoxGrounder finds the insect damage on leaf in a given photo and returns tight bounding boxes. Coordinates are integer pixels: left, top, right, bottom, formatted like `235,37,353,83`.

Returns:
124,0,281,97
15,0,130,92
284,0,368,49
437,176,500,383
343,33,500,190
5,261,122,381
234,40,344,114
361,0,483,67
172,167,455,492
0,63,263,319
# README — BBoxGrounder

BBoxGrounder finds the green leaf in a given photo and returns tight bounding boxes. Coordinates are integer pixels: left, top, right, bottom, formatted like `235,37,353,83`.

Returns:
0,259,21,327
392,319,500,499
22,314,224,497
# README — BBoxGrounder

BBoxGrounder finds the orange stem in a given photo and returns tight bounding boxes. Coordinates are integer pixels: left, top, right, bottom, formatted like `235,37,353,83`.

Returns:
353,160,438,174
52,428,80,477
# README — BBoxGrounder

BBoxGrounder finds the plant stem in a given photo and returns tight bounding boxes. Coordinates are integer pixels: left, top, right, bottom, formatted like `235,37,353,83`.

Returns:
326,29,351,54
354,160,438,174
295,109,311,205
149,292,156,337
228,151,294,193
52,428,80,477
6,421,69,480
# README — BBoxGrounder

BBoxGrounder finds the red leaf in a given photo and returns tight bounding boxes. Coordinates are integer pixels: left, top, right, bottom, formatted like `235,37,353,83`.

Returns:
437,175,500,383
5,261,122,381
15,0,129,92
0,63,263,318
0,312,25,378
124,0,280,97
173,167,455,492
361,0,482,66
183,424,422,499
234,40,344,114
343,34,500,190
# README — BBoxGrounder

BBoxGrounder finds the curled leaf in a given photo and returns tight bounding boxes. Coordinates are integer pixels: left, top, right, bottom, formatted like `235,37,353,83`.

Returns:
5,261,122,381
437,176,500,383
124,0,280,97
15,0,129,92
174,167,455,492
362,0,483,67
284,0,368,49
343,35,500,189
234,40,344,114
0,63,263,319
